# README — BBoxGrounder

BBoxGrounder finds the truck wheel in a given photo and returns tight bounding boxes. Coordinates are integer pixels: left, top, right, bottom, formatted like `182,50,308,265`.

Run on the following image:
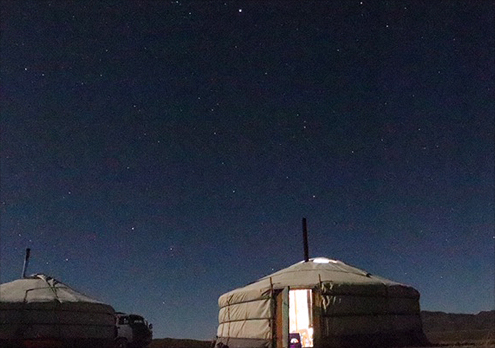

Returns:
115,338,128,348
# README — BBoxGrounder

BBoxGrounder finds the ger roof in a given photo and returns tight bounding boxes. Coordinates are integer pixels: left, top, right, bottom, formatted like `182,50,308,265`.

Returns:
246,257,401,288
219,257,418,306
0,274,108,304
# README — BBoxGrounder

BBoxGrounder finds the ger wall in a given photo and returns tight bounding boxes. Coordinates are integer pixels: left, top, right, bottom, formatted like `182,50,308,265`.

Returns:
217,283,425,348
0,301,116,343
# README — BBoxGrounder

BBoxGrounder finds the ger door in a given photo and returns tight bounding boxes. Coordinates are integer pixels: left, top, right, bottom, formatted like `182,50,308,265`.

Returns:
275,288,314,348
289,289,314,348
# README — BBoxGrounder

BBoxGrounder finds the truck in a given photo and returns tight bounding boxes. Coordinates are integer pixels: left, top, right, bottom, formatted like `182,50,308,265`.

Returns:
114,312,153,348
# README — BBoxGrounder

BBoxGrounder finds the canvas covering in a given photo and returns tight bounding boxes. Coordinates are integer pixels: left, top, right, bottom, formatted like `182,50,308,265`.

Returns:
0,274,115,342
217,257,423,348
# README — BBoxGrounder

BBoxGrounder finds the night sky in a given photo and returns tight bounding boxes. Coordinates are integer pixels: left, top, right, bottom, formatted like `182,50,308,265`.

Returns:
1,1,494,340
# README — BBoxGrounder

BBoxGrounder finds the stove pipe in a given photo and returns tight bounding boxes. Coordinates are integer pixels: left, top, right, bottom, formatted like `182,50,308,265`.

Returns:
22,248,31,278
302,218,309,262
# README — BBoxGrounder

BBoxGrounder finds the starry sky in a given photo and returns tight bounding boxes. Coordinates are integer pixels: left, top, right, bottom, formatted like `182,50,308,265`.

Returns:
1,0,494,340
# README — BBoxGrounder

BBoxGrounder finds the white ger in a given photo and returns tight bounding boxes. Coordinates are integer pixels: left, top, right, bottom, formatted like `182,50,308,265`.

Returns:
0,273,116,348
216,257,427,348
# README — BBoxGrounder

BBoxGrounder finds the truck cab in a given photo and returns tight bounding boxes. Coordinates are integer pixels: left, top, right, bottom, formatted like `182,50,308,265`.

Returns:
115,312,153,348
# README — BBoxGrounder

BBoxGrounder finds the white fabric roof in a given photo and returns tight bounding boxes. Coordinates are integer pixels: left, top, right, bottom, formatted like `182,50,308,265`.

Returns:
0,274,107,304
219,257,418,306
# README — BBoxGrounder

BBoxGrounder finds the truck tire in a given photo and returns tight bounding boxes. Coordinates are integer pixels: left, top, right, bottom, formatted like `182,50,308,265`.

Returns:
115,338,128,348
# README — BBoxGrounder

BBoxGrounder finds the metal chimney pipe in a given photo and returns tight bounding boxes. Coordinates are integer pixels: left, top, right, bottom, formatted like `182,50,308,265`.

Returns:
22,248,31,278
302,218,309,262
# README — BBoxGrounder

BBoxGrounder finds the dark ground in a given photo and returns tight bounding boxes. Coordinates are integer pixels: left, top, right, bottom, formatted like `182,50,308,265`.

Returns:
149,332,494,348
149,338,212,348
149,311,495,348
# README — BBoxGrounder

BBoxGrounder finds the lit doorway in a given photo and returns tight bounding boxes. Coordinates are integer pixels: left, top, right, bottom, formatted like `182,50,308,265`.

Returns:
289,289,313,347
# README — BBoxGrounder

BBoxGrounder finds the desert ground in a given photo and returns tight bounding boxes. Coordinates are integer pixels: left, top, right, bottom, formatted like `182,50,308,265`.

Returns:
149,331,495,348
149,311,495,348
